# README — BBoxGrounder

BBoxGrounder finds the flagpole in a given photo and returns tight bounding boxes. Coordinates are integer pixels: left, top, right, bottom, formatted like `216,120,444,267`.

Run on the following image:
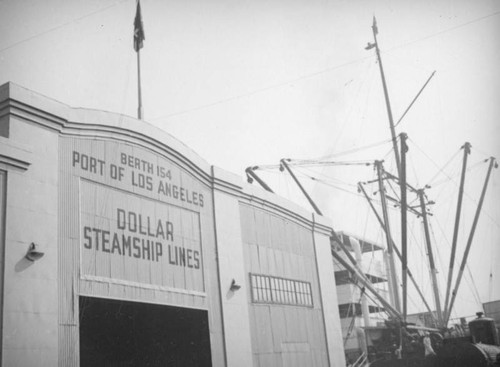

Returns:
137,48,143,120
134,0,145,120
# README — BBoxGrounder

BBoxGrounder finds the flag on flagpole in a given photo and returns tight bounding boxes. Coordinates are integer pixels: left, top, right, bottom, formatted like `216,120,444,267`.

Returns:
134,0,145,52
372,16,378,36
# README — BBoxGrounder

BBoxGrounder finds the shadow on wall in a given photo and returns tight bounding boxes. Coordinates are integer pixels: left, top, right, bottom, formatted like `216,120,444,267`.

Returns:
226,279,242,300
15,243,45,272
15,257,35,272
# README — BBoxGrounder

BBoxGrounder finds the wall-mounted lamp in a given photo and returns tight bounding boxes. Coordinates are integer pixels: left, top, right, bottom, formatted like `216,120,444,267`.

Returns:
25,242,44,262
230,279,241,292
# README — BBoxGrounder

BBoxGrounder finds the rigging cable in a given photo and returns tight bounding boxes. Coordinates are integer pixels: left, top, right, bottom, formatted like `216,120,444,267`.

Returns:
333,57,376,151
427,221,447,304
296,172,405,207
355,64,378,142
408,138,461,189
249,140,391,172
430,215,484,312
342,271,392,320
311,138,393,161
0,0,130,54
288,159,373,167
148,7,500,121
4,4,498,124
408,148,422,189
424,149,461,188
294,166,359,188
344,286,366,347
429,159,484,188
408,214,433,303
404,216,427,313
466,265,484,308
151,55,373,121
385,10,500,53
488,171,498,302
460,160,500,229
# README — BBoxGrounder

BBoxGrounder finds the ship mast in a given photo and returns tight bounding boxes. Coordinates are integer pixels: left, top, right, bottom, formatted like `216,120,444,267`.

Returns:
358,182,436,321
418,189,444,327
375,161,401,312
400,133,408,322
443,142,471,321
365,17,406,316
445,157,497,325
366,16,401,177
367,19,442,326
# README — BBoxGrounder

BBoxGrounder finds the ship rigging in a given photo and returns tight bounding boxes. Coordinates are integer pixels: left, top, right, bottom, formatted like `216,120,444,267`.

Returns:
245,17,499,366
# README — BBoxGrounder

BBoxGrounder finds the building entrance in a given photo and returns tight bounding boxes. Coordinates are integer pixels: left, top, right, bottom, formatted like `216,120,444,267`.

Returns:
79,296,212,367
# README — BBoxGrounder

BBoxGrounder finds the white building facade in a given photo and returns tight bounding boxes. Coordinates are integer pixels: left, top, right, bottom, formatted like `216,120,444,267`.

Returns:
0,82,346,367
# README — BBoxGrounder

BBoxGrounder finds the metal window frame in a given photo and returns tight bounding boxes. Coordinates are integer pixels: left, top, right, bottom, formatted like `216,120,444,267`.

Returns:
249,273,313,308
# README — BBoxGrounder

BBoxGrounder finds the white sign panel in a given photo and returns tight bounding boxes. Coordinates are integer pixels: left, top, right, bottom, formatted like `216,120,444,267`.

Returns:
80,180,204,293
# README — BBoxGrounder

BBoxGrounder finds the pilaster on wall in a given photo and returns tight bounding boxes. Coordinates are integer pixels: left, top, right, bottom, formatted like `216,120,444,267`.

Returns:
0,117,59,366
212,167,253,367
313,214,346,367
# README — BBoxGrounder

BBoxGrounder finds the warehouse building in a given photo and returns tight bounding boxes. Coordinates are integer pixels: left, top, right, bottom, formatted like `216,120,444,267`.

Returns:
0,82,345,366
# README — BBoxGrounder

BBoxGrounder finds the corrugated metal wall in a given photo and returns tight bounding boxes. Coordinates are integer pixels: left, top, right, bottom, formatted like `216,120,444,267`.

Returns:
0,170,6,362
239,203,329,367
58,136,224,366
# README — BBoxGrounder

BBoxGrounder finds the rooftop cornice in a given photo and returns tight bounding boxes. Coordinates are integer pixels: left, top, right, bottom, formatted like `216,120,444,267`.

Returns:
0,82,334,229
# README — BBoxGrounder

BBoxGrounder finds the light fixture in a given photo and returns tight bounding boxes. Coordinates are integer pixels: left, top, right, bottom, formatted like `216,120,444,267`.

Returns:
25,242,44,261
230,279,241,292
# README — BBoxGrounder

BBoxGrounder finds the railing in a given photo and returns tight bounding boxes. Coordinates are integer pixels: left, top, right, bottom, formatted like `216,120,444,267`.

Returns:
351,352,368,367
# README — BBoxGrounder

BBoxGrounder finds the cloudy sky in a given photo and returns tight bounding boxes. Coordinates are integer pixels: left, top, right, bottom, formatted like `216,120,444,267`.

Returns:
1,0,499,320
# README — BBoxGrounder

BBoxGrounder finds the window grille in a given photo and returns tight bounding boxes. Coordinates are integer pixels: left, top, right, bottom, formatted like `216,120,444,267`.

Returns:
250,273,313,307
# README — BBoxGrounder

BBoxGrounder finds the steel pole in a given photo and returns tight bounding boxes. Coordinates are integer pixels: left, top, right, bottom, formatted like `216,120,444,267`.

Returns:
331,239,402,319
400,133,408,321
443,142,471,320
280,159,323,215
376,161,401,312
358,182,436,320
418,189,444,327
245,167,274,193
445,157,497,326
372,17,400,176
137,49,144,120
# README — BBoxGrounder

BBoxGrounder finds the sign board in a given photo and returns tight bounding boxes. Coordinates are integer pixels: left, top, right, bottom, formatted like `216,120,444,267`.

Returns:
80,180,204,292
64,139,209,295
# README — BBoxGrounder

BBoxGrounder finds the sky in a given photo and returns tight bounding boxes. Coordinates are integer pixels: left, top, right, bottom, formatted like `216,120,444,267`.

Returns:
1,0,499,321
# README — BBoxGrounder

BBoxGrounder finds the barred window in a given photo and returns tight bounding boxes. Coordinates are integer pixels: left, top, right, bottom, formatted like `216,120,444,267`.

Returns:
250,273,313,307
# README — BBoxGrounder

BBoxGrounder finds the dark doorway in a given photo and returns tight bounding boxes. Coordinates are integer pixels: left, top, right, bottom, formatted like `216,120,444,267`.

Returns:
79,296,212,367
